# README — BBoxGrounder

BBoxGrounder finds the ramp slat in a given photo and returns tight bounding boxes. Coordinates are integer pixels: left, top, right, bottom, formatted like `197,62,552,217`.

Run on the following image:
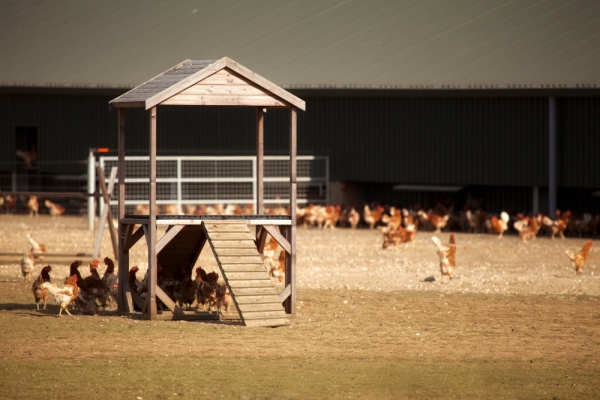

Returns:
244,318,290,328
218,255,264,264
227,280,277,288
220,264,267,272
203,223,249,232
230,287,281,296
241,310,288,319
226,272,274,280
210,240,257,248
207,232,254,240
237,303,286,312
235,294,282,304
202,220,289,328
214,248,263,256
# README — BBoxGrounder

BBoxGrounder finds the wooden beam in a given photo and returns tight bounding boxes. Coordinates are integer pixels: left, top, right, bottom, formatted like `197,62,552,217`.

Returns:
278,284,291,303
117,108,127,313
255,226,268,254
256,107,264,214
148,107,158,317
95,166,119,261
261,224,291,255
285,108,297,315
125,225,145,251
156,225,185,254
155,285,181,314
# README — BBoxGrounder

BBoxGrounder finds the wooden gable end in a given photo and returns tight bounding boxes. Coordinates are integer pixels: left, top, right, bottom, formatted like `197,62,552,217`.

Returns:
160,69,286,107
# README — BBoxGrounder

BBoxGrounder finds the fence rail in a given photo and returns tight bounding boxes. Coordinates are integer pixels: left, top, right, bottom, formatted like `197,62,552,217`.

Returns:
99,155,329,215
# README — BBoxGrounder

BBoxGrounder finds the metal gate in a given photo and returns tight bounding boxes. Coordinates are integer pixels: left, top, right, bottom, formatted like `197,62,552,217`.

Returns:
99,155,328,215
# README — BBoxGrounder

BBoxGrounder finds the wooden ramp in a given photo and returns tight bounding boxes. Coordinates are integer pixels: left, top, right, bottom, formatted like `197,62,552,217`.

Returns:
203,220,290,328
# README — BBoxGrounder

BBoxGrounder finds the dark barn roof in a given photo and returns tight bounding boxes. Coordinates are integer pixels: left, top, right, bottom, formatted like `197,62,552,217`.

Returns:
1,1,600,91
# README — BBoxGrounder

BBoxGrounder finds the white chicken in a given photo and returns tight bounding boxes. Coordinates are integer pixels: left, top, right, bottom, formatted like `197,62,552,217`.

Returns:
20,253,35,282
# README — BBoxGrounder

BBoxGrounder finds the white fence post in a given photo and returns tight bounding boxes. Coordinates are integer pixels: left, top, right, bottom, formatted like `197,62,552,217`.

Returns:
87,149,96,231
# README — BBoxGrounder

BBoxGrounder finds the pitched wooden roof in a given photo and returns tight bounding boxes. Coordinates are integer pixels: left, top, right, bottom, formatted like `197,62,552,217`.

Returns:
109,57,305,111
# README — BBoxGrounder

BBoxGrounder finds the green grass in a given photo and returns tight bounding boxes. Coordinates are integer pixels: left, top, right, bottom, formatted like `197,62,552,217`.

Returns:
1,357,598,399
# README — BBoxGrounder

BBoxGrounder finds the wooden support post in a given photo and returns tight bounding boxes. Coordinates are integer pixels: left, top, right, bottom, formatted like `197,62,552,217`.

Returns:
285,108,297,314
117,108,130,313
95,166,119,261
256,107,264,214
148,107,158,317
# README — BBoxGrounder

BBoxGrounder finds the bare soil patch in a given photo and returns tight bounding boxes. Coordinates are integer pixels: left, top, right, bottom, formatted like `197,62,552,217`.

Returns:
0,215,599,399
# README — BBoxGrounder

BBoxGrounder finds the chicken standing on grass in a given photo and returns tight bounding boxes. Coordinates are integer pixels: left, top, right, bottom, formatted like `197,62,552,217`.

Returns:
432,233,457,281
566,241,593,275
27,233,46,254
31,265,52,310
42,275,79,316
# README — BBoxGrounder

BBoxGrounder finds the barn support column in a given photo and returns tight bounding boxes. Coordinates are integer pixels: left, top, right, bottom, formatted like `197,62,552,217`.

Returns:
532,186,539,215
256,107,264,214
548,97,557,216
284,108,297,314
148,107,158,318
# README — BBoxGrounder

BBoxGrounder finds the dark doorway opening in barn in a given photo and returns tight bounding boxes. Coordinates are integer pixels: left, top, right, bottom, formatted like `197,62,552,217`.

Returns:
15,126,38,170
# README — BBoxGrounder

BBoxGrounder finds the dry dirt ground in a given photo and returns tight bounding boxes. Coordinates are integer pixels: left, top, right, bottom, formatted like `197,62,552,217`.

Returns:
0,215,599,399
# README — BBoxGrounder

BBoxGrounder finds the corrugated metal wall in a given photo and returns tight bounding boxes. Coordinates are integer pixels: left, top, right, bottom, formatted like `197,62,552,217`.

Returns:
300,97,550,186
0,93,598,191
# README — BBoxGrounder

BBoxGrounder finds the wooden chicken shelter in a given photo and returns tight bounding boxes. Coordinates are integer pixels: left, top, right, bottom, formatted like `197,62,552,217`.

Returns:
109,57,305,327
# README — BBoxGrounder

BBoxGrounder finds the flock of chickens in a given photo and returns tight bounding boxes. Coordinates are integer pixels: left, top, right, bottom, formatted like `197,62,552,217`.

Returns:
127,263,232,315
14,198,596,316
25,253,232,317
296,204,594,281
1,195,65,217
21,231,232,316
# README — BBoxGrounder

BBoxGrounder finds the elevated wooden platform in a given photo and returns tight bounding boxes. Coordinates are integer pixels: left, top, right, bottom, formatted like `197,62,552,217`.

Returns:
118,216,293,327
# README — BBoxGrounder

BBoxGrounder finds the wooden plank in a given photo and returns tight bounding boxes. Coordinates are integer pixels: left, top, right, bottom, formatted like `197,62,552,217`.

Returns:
287,107,298,315
146,58,227,109
226,271,272,280
218,256,264,264
244,318,290,328
200,70,248,85
237,303,286,312
208,233,254,240
278,284,292,302
262,225,291,255
161,95,285,107
241,310,288,319
178,84,268,96
220,264,266,272
232,287,279,296
223,58,306,111
155,286,179,314
96,166,119,261
214,248,261,256
156,224,184,254
203,223,249,232
257,107,264,214
210,240,257,248
227,280,276,288
235,294,282,304
148,106,157,317
125,225,145,251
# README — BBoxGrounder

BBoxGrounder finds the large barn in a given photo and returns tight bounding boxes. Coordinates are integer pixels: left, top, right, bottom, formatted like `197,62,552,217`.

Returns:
1,1,599,218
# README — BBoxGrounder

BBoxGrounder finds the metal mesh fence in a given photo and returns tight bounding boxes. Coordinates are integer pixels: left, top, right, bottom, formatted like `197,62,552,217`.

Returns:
100,155,328,215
